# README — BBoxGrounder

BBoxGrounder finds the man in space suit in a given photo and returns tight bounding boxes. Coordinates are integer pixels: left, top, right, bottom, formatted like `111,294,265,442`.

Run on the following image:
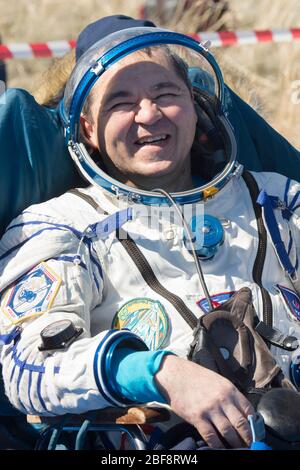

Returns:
0,18,300,450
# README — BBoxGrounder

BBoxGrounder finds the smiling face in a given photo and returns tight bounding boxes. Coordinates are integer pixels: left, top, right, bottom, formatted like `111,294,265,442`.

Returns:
80,48,197,191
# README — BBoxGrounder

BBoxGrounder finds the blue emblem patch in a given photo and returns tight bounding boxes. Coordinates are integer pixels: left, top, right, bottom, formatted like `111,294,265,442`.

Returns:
197,291,235,313
1,263,61,324
277,284,300,322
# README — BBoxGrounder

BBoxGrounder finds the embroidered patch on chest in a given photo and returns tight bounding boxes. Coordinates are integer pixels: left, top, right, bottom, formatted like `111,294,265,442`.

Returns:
277,284,300,322
112,298,170,350
1,262,61,324
197,291,236,313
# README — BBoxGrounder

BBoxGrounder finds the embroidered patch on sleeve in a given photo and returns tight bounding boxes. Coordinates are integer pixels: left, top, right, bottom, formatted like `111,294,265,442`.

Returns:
1,262,61,324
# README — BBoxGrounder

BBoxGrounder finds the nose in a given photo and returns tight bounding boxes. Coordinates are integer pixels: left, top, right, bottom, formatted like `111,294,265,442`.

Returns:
134,99,162,125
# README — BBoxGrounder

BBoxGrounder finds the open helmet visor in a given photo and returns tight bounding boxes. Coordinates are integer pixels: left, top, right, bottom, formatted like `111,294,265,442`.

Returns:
60,27,237,205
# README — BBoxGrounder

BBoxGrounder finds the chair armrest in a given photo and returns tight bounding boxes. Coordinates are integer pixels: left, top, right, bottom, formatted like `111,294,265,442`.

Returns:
27,405,170,426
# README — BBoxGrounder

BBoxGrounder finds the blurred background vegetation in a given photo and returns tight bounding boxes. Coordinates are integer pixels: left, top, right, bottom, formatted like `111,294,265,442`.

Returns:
0,0,300,146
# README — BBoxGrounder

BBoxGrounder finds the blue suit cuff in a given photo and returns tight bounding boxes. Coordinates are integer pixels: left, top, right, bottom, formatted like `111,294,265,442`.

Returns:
112,348,174,404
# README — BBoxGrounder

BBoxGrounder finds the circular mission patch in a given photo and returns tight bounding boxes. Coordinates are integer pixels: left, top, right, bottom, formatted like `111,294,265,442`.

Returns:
112,298,170,350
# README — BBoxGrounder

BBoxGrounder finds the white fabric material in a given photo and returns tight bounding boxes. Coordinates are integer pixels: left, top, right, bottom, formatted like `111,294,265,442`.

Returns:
0,170,300,416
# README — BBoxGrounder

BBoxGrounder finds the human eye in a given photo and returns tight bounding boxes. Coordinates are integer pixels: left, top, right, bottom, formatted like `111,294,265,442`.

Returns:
157,92,177,98
156,91,180,101
108,101,135,110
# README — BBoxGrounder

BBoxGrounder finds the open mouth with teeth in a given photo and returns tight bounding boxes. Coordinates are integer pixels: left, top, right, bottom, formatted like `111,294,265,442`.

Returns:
135,134,170,146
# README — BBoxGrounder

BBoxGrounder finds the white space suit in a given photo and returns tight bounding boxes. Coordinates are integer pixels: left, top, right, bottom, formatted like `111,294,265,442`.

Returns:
0,168,300,416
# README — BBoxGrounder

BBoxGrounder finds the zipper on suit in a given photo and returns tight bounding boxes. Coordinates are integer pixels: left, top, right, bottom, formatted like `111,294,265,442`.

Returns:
117,228,198,329
69,188,198,329
242,171,273,327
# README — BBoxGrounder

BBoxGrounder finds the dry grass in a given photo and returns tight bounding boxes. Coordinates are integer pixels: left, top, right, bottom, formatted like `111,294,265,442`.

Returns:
219,0,300,146
0,0,144,90
1,0,300,147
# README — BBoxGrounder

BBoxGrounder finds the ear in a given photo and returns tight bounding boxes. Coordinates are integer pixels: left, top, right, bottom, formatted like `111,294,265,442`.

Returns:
80,114,98,149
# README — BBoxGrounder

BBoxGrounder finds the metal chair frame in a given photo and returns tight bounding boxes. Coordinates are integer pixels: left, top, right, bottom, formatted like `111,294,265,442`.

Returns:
28,406,170,450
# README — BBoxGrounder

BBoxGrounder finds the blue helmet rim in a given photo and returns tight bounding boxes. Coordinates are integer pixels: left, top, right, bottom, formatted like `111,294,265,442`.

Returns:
61,30,226,143
62,29,237,206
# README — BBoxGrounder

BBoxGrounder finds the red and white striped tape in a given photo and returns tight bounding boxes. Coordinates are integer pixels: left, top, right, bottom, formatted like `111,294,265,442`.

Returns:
0,40,76,60
1,28,300,60
193,28,300,47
